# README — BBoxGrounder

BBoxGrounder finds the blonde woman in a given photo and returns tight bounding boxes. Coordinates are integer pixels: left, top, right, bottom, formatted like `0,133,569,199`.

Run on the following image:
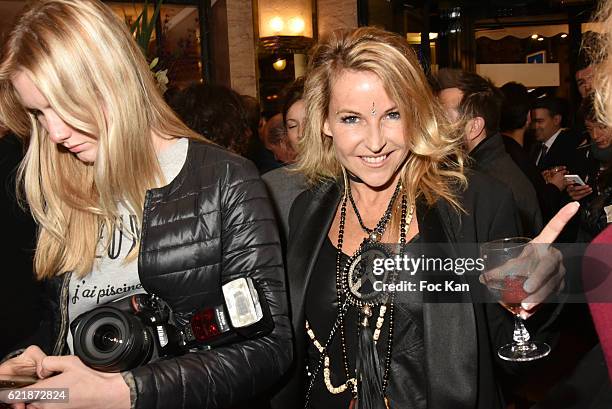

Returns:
274,27,576,409
582,0,612,385
0,1,291,408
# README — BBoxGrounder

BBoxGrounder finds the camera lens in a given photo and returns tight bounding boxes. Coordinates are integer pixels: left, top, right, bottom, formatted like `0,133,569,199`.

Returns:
71,305,155,372
93,324,122,353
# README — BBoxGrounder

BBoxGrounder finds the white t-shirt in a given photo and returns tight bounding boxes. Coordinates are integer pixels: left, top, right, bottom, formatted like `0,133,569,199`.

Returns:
67,138,189,353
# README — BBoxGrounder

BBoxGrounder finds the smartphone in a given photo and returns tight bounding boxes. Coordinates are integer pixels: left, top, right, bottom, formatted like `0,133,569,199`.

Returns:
0,375,37,389
564,174,586,186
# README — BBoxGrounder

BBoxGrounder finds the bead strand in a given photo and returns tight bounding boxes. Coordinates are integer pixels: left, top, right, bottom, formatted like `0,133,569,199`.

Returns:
304,180,414,406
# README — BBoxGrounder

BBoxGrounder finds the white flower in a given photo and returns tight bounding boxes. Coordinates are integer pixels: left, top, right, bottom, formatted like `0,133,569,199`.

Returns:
155,69,169,95
148,58,168,94
154,69,169,94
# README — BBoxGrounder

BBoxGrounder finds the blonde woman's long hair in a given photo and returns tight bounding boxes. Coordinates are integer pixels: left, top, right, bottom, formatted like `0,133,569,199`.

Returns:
0,0,202,280
593,1,612,126
296,27,466,213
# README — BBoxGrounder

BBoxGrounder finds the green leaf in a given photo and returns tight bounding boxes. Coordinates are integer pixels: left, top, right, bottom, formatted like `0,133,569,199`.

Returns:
129,0,164,58
141,0,163,55
129,12,143,35
141,0,148,34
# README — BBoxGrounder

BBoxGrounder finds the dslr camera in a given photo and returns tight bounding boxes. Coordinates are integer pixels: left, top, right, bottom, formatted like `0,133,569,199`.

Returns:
71,277,272,372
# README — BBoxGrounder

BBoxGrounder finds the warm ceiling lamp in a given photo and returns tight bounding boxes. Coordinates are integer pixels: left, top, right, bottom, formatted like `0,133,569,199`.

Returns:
288,17,305,35
561,33,568,38
258,0,313,38
531,34,539,39
538,37,544,41
269,16,284,34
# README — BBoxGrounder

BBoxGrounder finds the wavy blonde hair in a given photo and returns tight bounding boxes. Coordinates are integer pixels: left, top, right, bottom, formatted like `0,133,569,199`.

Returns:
296,27,466,212
593,1,612,126
0,0,202,280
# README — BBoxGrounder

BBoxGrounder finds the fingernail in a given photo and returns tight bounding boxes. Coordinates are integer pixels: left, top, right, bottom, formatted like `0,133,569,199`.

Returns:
523,279,536,293
522,302,534,310
571,201,580,208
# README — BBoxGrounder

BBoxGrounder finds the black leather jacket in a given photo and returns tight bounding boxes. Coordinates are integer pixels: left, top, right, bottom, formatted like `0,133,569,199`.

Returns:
12,139,293,409
274,172,563,409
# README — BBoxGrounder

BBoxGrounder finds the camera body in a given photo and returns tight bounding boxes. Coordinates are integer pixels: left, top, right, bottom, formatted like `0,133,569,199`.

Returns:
71,277,273,372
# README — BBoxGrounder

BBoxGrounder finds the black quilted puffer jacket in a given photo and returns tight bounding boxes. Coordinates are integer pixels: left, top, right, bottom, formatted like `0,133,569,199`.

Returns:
11,139,293,409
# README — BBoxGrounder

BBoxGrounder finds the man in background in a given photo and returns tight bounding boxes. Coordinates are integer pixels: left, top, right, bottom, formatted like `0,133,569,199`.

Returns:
437,70,543,236
242,95,282,174
531,97,579,170
500,82,565,223
262,113,296,165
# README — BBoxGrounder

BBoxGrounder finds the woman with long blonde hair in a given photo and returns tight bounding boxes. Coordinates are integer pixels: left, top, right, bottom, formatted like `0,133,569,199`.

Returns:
0,1,291,408
274,27,575,409
581,0,612,386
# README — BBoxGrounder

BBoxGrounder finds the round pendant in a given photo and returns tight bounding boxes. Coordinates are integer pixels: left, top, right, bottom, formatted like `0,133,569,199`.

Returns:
342,241,395,306
369,231,381,242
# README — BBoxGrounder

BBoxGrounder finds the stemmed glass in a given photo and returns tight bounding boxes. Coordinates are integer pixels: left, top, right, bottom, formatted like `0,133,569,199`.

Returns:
480,237,551,362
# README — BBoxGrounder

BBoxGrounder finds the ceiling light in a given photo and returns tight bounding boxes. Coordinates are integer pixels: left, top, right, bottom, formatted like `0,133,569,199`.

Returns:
288,17,305,35
269,16,284,33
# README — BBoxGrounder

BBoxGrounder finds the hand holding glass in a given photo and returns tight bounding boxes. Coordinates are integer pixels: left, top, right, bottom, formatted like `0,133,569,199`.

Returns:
480,237,550,361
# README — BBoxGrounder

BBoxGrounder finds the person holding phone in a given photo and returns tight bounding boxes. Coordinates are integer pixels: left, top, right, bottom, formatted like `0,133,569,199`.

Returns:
0,1,292,408
566,95,612,241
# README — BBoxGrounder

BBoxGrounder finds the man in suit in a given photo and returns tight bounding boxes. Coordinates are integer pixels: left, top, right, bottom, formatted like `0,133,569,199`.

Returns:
531,97,579,170
437,70,543,237
500,82,566,223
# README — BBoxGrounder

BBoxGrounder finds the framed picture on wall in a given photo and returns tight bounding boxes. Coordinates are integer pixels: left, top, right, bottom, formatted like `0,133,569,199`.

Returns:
526,50,546,64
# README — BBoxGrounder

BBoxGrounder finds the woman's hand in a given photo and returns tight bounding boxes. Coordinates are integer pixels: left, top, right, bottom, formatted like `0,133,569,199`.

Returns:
480,202,580,319
0,346,47,378
567,183,593,201
0,346,47,409
519,202,580,318
14,355,130,409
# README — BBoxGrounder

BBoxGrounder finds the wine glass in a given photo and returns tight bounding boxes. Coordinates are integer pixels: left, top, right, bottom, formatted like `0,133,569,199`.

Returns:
480,237,551,362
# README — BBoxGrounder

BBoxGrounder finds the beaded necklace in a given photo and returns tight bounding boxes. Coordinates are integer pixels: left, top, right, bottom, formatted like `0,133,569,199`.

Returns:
348,181,399,240
304,176,413,408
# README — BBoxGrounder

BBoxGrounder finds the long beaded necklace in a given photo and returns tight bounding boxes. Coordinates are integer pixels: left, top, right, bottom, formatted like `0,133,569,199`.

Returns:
304,177,414,408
